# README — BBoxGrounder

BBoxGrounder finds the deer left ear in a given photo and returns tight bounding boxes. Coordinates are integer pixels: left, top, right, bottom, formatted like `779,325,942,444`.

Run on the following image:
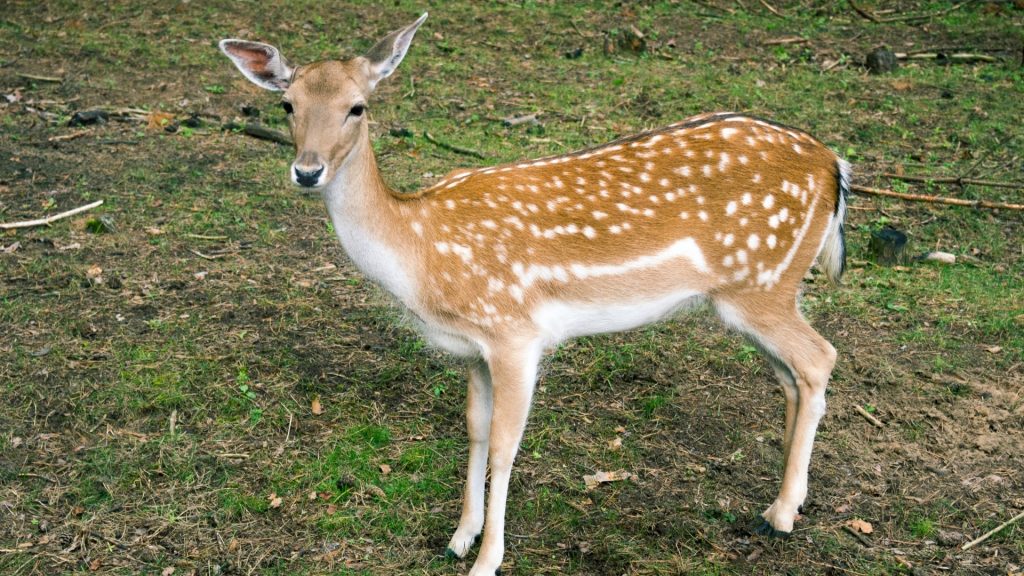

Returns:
363,12,427,90
219,39,294,91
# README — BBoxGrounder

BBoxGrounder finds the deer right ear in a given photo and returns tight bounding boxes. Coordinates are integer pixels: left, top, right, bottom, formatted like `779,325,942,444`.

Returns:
219,39,293,91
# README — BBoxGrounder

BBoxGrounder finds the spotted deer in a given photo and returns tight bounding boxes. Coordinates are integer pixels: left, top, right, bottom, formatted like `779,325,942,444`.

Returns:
221,12,849,575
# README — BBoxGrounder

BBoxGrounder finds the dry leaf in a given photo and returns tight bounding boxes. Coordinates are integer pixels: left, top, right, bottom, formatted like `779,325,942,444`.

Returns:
326,503,337,515
614,425,626,434
379,464,392,476
835,503,851,514
86,265,103,279
986,346,1003,354
311,395,323,415
607,437,622,451
89,558,102,571
162,567,175,576
308,491,317,501
268,493,282,508
147,111,176,130
145,227,165,236
846,518,874,534
583,469,633,490
227,538,239,552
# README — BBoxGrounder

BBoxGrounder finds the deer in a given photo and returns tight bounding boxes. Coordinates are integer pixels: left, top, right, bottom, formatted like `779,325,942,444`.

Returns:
220,12,850,575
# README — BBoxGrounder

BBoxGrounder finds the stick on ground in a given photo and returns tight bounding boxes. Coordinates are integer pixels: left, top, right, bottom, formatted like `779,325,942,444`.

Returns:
962,510,1024,551
423,131,486,159
0,200,104,230
854,405,885,428
851,184,1024,211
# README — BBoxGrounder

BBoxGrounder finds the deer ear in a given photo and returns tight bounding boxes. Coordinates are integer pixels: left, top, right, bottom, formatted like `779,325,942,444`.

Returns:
362,13,427,90
219,39,293,91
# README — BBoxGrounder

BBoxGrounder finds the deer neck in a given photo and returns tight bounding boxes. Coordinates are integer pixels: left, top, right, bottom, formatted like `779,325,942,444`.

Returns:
321,127,418,306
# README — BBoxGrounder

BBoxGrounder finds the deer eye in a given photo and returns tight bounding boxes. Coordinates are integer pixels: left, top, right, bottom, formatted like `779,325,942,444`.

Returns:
281,101,294,115
349,104,365,117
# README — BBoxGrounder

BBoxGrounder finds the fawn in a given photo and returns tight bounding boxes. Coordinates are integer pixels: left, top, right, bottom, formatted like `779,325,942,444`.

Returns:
221,12,849,575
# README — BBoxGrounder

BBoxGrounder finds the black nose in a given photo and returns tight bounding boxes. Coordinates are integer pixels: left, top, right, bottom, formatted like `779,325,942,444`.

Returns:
294,165,324,187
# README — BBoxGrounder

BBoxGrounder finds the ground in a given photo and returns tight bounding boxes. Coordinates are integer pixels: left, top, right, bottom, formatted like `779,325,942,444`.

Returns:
1,1,1023,575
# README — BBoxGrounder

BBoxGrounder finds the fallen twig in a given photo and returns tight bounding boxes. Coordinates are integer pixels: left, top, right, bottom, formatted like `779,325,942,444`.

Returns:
17,72,63,83
851,184,1024,211
229,122,293,146
854,405,884,428
849,0,970,23
48,129,93,143
896,52,997,63
761,36,808,46
423,131,486,159
188,248,223,261
882,174,1024,190
757,0,784,18
962,510,1024,551
0,200,104,230
502,113,540,127
841,525,873,548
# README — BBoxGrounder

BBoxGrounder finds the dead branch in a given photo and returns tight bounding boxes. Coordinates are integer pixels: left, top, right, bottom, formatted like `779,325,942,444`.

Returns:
757,0,784,17
17,72,63,83
842,524,873,547
424,131,486,160
896,52,997,63
0,200,104,230
47,129,93,143
882,174,1024,189
850,184,1024,211
962,510,1024,551
239,123,293,146
761,36,808,46
849,0,971,24
854,405,884,428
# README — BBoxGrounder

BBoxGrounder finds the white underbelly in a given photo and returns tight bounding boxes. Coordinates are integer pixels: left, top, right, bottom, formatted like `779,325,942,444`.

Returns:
533,289,705,346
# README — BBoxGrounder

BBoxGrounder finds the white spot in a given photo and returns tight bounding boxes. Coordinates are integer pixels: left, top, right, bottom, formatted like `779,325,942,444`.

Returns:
752,173,762,184
778,207,789,223
769,215,780,229
738,155,749,165
639,172,651,183
659,178,671,188
445,199,456,209
721,127,738,139
747,234,760,250
726,201,738,216
643,208,655,217
722,233,735,247
718,152,730,172
698,211,708,221
665,192,677,202
723,254,734,267
736,249,748,265
763,194,775,209
792,143,803,154
767,234,777,249
592,210,608,220
435,241,450,254
702,165,712,177
583,226,597,239
741,192,752,205
411,221,423,237
610,225,623,234
679,211,689,219
481,219,497,230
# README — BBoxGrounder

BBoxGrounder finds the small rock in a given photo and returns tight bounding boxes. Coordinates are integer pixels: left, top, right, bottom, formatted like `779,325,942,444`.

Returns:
68,110,108,127
936,530,965,547
865,47,899,74
564,47,584,59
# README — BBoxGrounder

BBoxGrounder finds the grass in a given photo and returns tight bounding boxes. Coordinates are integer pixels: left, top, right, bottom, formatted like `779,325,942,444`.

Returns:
2,1,1023,575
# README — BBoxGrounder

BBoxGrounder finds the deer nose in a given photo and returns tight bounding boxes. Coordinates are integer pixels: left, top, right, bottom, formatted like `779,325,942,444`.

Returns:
293,164,325,188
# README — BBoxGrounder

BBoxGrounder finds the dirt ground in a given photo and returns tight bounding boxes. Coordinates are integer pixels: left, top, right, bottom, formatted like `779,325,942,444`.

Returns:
2,2,1023,575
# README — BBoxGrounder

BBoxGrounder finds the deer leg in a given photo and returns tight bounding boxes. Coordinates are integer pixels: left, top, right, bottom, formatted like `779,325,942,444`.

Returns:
447,359,492,558
717,299,836,536
468,344,541,576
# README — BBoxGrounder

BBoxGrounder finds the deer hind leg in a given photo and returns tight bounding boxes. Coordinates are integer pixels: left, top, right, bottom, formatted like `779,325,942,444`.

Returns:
447,359,492,559
715,297,837,536
468,343,542,576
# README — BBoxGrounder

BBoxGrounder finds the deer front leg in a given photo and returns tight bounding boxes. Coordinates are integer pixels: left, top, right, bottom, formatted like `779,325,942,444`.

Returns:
468,345,541,576
447,360,492,558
